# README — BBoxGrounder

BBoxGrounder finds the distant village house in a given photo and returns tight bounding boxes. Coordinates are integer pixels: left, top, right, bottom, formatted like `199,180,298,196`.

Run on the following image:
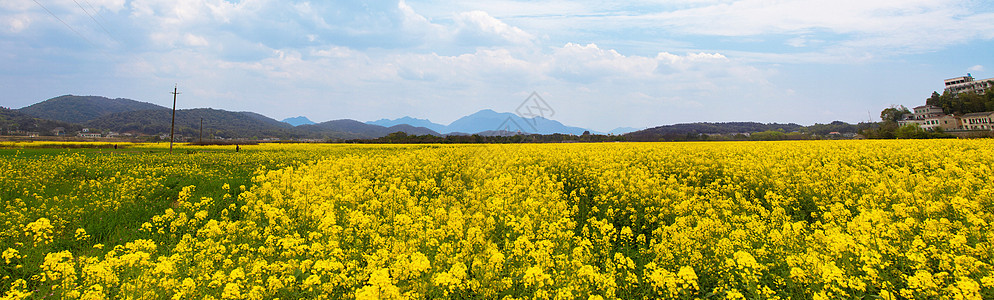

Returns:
961,112,994,131
898,75,994,132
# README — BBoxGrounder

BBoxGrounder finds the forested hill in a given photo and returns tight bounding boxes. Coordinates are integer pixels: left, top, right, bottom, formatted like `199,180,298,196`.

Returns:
84,108,442,140
18,95,167,124
0,107,83,134
294,120,441,140
625,122,804,141
85,108,296,139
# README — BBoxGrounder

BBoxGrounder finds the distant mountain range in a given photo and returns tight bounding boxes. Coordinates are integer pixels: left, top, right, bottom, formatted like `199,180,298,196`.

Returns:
367,109,599,135
608,127,643,135
6,94,857,141
294,119,440,140
11,95,442,140
11,95,630,140
281,116,315,126
367,116,447,133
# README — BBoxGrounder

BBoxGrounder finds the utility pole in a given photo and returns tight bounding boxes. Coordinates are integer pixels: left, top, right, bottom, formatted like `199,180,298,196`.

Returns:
169,84,180,153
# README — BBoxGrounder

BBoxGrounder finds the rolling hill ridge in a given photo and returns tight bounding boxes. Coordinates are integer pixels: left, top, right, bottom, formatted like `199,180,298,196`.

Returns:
14,95,441,140
18,95,167,124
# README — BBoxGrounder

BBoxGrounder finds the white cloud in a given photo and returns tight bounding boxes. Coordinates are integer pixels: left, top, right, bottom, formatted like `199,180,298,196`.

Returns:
454,10,535,45
85,0,128,13
129,0,212,26
311,46,357,58
968,65,984,72
108,34,779,128
184,33,208,47
650,1,993,54
416,0,994,62
2,14,31,33
291,2,331,30
390,48,538,84
2,0,124,12
0,0,126,37
549,43,656,82
0,2,35,11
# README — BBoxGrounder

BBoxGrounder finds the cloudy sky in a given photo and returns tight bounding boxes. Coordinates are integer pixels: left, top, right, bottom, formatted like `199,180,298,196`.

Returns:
2,0,993,131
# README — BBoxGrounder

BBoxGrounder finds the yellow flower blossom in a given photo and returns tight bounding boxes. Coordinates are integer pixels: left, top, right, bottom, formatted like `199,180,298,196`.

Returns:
2,141,994,299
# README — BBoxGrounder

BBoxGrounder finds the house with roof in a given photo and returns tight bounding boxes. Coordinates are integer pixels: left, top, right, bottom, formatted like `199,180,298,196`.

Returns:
920,115,961,131
899,105,953,129
960,112,994,131
78,131,101,138
912,105,944,119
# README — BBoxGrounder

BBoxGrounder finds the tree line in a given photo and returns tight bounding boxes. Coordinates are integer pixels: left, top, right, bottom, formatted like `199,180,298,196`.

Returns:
926,87,994,115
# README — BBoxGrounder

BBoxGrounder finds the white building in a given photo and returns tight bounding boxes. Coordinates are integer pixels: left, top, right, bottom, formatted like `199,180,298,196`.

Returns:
944,74,994,95
912,105,944,119
919,115,959,131
961,112,994,131
900,105,945,127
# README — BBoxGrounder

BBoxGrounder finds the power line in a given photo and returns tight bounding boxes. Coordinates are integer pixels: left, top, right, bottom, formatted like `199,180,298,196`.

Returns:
31,0,119,61
71,0,113,37
81,0,109,24
31,0,98,48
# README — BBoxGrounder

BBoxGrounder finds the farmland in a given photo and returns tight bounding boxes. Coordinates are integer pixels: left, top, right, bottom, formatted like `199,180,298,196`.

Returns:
1,140,992,299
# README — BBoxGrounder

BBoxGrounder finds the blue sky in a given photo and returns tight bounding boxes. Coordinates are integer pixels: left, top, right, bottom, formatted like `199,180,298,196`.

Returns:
2,0,993,132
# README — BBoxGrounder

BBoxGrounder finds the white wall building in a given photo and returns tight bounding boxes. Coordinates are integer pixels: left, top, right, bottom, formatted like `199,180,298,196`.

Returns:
944,74,994,95
912,105,944,119
961,112,994,131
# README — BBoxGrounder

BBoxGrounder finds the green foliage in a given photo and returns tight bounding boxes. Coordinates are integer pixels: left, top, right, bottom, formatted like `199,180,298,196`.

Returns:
880,105,911,123
626,122,803,141
0,107,82,136
749,130,787,141
84,108,297,140
893,124,954,139
926,88,994,115
861,122,896,139
801,121,860,136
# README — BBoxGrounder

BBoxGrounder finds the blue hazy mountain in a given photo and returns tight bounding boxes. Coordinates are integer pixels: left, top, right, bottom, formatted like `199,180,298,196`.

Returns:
368,109,592,135
367,116,446,133
281,116,315,126
608,127,642,135
295,119,440,139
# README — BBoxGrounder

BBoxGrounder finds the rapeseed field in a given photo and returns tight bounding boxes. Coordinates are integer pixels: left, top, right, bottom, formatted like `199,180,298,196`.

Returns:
1,140,991,299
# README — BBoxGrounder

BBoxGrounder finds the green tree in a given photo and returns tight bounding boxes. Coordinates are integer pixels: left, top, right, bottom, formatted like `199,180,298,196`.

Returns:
880,105,910,123
926,91,942,106
959,92,986,113
895,124,927,139
750,130,787,141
